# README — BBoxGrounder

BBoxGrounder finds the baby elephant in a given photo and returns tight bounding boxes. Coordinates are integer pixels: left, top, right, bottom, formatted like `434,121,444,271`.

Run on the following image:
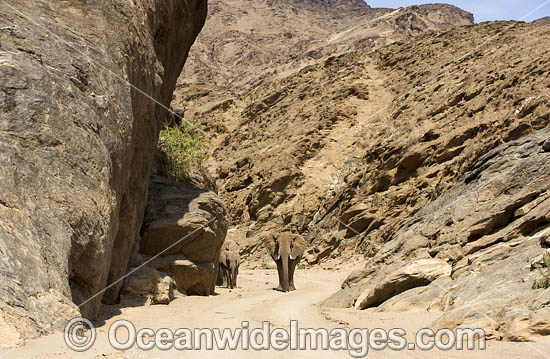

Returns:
263,231,306,292
218,239,240,289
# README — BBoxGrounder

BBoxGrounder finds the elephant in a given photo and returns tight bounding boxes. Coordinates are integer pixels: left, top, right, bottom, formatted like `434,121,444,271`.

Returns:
217,239,240,289
263,231,306,292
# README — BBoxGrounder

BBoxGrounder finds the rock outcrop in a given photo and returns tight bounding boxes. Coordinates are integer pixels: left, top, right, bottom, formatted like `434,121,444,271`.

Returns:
137,174,228,296
353,259,452,310
325,131,550,340
0,0,206,345
171,0,472,269
179,22,549,273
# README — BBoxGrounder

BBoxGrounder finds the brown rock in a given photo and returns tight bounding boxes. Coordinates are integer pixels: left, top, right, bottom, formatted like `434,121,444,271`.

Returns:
140,175,228,295
120,267,175,307
177,22,550,275
168,259,214,296
354,259,452,310
0,0,206,343
533,16,550,25
327,130,550,341
180,1,473,92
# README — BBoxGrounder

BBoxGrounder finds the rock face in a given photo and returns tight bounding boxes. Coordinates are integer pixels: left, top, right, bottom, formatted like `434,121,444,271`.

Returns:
138,175,228,296
0,0,206,345
314,23,550,340
180,0,473,92
353,259,452,310
171,0,471,268
178,22,550,274
325,131,550,340
175,19,550,340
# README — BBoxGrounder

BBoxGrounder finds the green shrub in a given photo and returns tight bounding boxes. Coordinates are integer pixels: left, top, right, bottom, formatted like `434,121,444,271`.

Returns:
532,252,550,290
158,121,210,181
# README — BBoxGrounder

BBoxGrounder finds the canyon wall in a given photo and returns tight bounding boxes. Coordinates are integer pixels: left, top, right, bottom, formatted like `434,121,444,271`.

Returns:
0,0,206,345
175,20,550,339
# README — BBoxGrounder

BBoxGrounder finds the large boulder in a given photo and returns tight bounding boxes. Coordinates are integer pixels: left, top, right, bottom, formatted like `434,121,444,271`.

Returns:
0,0,207,345
119,266,176,307
170,260,215,295
139,175,228,295
354,259,451,310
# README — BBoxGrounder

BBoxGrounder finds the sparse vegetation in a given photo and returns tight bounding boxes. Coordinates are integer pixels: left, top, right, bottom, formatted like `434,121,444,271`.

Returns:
158,121,210,182
532,252,550,290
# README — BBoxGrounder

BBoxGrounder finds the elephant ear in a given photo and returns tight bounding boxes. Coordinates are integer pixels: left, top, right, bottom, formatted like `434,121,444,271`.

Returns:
228,251,240,266
229,240,240,252
289,234,306,259
262,232,279,260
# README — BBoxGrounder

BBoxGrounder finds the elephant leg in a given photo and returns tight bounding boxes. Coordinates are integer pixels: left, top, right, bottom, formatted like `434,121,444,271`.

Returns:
216,265,224,286
288,258,298,291
235,266,239,287
275,259,284,291
227,267,233,289
225,267,231,289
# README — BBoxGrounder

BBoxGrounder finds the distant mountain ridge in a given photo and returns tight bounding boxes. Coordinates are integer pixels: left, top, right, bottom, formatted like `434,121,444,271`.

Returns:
178,0,474,92
533,16,550,25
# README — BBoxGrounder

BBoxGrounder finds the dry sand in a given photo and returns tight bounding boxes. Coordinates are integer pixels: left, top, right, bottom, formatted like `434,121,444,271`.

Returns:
2,269,549,358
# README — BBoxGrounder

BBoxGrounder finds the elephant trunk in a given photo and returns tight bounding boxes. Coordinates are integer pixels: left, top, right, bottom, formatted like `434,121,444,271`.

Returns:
227,263,233,289
281,255,289,292
231,265,237,288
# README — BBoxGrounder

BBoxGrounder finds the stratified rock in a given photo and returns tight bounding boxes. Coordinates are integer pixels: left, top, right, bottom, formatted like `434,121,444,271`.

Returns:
354,259,451,310
0,0,206,344
325,131,550,341
179,22,550,274
140,175,228,295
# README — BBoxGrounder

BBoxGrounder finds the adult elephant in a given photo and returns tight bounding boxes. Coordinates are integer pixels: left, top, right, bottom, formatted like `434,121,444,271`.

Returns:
263,231,306,292
218,239,240,289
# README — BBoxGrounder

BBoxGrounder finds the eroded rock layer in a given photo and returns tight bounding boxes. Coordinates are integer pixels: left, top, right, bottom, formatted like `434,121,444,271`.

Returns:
177,21,550,340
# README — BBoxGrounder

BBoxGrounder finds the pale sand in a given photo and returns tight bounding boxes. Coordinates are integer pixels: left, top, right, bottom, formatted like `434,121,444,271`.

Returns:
2,269,549,359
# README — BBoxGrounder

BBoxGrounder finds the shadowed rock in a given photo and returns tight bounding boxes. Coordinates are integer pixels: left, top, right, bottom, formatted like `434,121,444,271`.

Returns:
0,0,207,345
139,175,228,296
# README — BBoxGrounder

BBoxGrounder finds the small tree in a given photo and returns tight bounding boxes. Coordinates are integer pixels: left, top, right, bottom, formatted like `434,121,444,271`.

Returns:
158,121,209,182
532,252,550,290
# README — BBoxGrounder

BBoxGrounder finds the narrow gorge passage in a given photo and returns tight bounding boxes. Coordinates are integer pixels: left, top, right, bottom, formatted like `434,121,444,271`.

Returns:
3,0,550,357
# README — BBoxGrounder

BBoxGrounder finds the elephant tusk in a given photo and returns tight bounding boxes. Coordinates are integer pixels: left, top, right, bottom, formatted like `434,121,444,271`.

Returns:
289,255,296,260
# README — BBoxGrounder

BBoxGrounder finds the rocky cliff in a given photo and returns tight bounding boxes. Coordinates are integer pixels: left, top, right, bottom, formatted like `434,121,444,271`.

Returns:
172,0,475,267
0,0,206,345
177,20,550,340
179,0,473,92
317,22,550,340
